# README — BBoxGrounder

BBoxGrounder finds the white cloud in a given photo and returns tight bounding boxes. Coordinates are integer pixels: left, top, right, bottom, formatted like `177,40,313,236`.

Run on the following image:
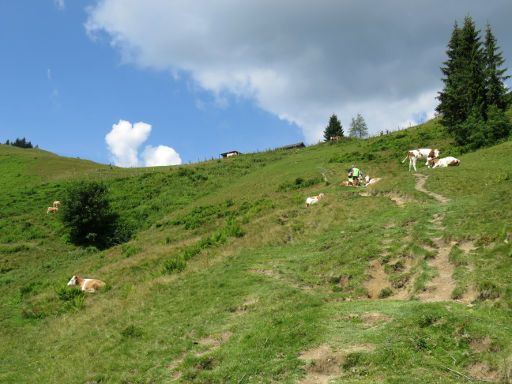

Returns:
87,1,512,142
142,145,182,166
105,120,182,167
105,120,151,167
54,0,65,10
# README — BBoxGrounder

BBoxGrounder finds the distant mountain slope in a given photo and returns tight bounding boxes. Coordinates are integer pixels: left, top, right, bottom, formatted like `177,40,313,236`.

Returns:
1,120,511,383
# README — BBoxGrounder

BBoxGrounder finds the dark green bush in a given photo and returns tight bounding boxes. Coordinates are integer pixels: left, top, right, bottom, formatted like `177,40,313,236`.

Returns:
60,181,132,249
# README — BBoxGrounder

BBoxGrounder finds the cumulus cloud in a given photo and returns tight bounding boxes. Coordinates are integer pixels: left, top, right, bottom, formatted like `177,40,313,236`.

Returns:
142,145,182,166
87,0,512,142
105,120,151,167
105,120,181,167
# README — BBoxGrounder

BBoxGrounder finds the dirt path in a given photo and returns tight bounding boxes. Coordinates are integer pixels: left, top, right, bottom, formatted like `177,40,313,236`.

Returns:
417,238,457,301
414,173,450,204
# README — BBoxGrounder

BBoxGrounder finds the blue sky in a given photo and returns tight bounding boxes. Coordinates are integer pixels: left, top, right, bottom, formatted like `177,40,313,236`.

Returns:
1,1,510,166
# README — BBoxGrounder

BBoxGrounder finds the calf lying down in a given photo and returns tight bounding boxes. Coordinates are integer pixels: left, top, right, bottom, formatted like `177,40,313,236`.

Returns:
67,275,106,292
306,193,324,207
428,156,460,168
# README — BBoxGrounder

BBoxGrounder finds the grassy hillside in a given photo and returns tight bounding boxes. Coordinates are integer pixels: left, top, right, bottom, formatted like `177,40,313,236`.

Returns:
1,119,512,383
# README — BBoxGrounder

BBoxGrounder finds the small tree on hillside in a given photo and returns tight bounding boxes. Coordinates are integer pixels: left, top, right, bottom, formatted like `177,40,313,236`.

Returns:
323,114,344,142
349,114,369,138
60,181,131,249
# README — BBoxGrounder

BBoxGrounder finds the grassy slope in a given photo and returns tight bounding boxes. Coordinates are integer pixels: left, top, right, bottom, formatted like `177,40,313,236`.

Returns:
1,119,511,383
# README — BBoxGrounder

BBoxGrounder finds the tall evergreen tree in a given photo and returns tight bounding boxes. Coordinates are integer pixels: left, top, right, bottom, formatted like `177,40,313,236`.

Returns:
437,21,464,130
459,16,486,123
484,24,510,111
323,114,344,141
436,16,509,147
349,113,369,138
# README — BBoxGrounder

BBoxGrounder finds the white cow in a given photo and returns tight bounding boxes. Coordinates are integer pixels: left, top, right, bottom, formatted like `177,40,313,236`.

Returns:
428,156,460,168
402,148,440,171
305,193,325,207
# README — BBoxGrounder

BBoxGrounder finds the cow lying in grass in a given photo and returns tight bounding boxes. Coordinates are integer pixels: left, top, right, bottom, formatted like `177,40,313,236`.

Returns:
67,275,106,293
427,156,460,168
305,193,324,207
402,148,440,171
341,176,380,187
364,176,381,186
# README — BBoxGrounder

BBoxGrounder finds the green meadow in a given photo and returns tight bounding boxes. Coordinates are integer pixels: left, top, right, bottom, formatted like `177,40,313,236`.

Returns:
1,118,511,383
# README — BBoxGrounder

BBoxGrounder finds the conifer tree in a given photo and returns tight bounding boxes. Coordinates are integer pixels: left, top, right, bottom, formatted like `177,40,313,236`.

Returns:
349,113,369,138
459,16,486,123
484,24,510,111
437,21,464,130
437,16,510,148
323,114,344,141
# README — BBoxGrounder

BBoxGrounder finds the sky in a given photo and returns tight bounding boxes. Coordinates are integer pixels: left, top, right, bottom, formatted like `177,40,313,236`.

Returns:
0,1,511,166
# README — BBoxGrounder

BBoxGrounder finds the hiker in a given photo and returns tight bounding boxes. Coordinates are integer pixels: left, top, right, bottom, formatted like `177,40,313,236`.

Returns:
347,165,362,186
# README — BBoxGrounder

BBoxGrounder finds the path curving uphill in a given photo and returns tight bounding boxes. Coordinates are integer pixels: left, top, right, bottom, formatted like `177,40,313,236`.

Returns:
414,173,450,204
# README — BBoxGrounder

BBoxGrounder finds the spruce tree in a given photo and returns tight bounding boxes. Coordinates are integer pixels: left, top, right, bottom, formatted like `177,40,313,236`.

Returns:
323,114,344,141
437,22,465,132
484,24,510,111
459,16,486,123
437,16,510,148
349,113,369,138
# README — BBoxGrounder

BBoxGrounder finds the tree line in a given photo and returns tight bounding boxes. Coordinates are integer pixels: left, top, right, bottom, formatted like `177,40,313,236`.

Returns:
437,16,511,149
3,137,35,149
323,113,368,141
323,16,510,148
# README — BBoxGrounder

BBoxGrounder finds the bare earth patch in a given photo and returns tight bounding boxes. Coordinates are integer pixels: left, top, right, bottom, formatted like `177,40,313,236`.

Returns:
468,362,501,382
298,344,375,384
299,345,344,384
457,240,476,254
364,260,389,299
360,312,392,327
470,336,492,353
385,193,411,207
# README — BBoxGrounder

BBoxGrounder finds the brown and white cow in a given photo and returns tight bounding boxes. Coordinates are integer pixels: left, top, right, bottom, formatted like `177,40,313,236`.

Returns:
428,156,460,168
305,193,325,207
67,275,106,293
402,148,440,171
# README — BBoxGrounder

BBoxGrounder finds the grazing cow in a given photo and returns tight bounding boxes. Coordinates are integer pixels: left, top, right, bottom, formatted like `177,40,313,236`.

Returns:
53,201,61,208
428,156,460,168
67,275,106,293
329,136,341,142
305,193,325,207
47,206,58,214
402,148,440,171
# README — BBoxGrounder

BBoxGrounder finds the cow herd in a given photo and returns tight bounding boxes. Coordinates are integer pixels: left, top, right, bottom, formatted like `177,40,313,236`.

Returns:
306,147,460,207
402,148,460,172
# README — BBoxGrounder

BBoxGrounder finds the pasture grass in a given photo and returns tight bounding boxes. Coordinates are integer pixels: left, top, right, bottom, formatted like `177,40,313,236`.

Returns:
1,118,512,383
